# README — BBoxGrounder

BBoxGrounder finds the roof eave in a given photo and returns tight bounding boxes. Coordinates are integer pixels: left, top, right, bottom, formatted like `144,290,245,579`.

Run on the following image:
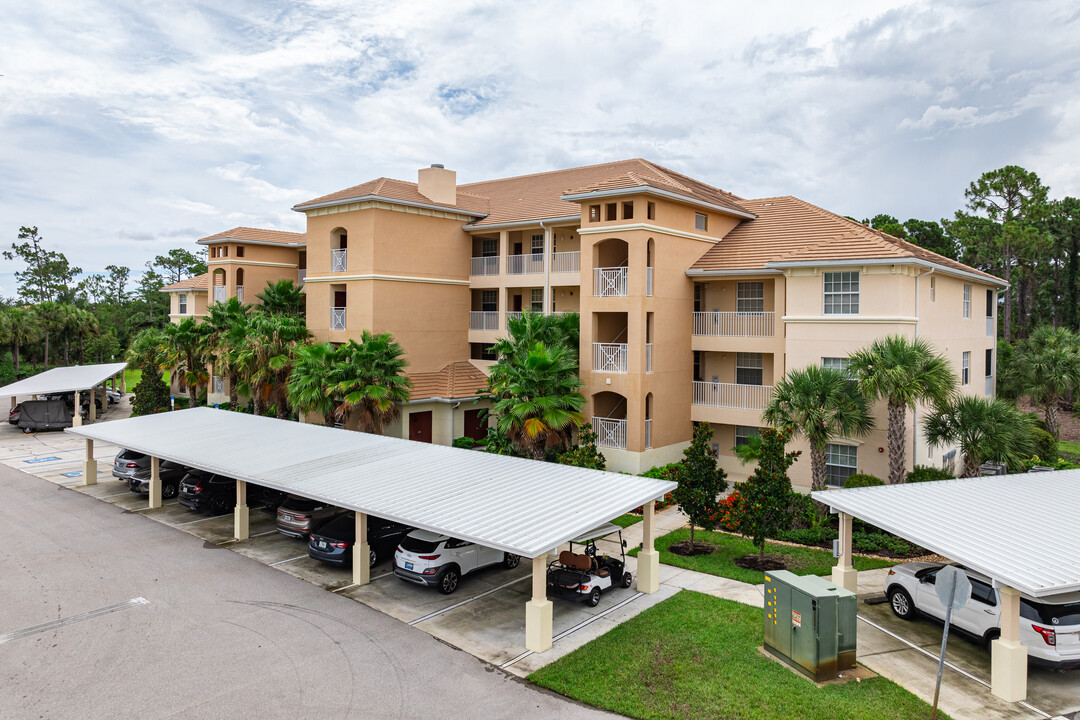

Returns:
561,185,757,220
686,268,783,277
765,257,1008,287
292,194,488,218
197,237,306,248
463,214,581,231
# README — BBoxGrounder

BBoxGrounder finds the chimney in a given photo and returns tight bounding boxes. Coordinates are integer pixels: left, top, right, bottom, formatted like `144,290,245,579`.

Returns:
417,164,456,206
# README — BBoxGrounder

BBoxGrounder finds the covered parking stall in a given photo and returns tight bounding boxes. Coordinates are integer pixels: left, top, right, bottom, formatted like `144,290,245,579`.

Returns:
814,474,1080,703
66,407,674,652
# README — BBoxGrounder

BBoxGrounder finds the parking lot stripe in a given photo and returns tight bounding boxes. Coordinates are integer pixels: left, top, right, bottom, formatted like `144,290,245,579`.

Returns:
218,529,278,545
175,515,226,527
408,575,530,626
0,597,150,645
331,571,394,593
269,554,309,567
98,491,135,499
134,501,178,512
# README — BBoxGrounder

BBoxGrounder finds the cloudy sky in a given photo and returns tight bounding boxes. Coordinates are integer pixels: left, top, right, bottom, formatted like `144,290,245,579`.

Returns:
2,0,1078,295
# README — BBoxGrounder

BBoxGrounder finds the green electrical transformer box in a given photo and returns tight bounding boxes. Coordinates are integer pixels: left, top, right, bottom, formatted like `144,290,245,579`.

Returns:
763,569,857,681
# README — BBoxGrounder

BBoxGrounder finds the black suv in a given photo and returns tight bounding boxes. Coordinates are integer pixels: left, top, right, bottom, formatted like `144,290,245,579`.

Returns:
308,513,414,568
178,470,238,514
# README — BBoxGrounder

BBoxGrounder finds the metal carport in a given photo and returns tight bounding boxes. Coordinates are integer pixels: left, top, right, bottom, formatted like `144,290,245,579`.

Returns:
66,407,675,652
813,473,1080,703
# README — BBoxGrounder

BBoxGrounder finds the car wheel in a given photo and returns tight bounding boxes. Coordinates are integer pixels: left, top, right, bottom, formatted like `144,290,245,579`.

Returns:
438,567,461,595
210,496,230,515
622,571,633,588
503,553,520,569
369,547,378,568
983,628,1001,648
587,587,602,607
888,587,917,620
162,484,178,500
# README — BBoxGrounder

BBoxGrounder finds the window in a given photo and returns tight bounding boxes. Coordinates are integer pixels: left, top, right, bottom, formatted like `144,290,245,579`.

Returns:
695,213,708,231
622,201,633,220
471,343,497,361
962,351,970,385
222,246,228,258
825,444,858,487
647,202,656,221
735,352,763,386
985,348,993,377
589,205,600,222
963,284,971,318
530,234,544,255
970,579,997,607
823,271,859,315
530,288,543,311
735,425,760,447
481,238,497,257
693,284,703,312
693,350,703,382
236,246,245,258
986,289,994,318
930,276,936,301
736,282,764,313
605,203,617,221
481,289,497,312
822,357,850,372
178,294,188,314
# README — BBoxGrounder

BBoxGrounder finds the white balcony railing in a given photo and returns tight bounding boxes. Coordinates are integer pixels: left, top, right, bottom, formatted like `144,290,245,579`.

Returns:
331,307,346,331
471,256,500,276
693,311,775,338
213,376,226,395
331,248,347,273
297,269,306,284
592,417,627,450
646,343,653,373
506,311,523,324
213,286,226,303
593,267,628,297
593,342,628,373
551,251,580,273
645,418,652,449
646,266,653,297
470,311,499,331
507,253,544,275
692,381,774,411
236,285,244,303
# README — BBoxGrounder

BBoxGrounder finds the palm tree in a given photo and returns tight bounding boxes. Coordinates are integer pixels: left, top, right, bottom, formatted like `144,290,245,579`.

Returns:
763,365,874,491
33,301,69,369
491,341,585,460
256,279,305,317
64,307,99,364
1013,325,1080,439
287,342,339,426
847,335,957,484
162,317,210,406
334,332,412,433
201,297,252,408
4,307,40,373
126,328,169,373
235,314,310,417
925,396,1036,477
493,311,579,366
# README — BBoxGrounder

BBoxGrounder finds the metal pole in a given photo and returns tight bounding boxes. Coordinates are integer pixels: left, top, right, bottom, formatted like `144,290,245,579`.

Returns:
930,604,953,720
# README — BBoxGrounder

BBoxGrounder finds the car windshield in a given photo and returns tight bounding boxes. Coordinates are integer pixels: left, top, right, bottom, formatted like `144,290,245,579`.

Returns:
118,450,146,460
1021,599,1080,627
282,497,319,511
401,535,441,553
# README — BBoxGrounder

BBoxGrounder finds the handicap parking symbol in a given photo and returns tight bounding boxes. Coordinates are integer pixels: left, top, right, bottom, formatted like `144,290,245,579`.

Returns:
24,456,61,464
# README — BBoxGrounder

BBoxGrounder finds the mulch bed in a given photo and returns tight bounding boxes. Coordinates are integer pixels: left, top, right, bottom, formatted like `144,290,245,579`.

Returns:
668,540,716,556
733,555,787,572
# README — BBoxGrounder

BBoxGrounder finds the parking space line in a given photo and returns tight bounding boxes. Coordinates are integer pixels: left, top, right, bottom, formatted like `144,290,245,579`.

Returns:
98,491,136,499
133,501,179,512
332,571,394,593
218,529,278,545
174,515,226,527
409,575,530,626
269,554,309,567
0,597,150,645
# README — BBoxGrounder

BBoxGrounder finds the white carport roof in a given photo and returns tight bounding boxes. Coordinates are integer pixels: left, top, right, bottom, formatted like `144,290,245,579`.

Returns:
66,407,675,559
0,362,127,397
812,473,1080,598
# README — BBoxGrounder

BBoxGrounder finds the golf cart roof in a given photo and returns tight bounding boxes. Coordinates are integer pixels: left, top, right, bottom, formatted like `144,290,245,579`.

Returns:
571,523,622,544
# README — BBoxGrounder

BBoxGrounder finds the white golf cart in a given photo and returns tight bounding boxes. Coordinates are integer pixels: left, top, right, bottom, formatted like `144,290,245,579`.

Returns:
546,523,633,607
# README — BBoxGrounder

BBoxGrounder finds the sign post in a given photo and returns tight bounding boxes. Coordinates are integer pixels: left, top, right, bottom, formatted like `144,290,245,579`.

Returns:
170,394,175,411
930,565,972,719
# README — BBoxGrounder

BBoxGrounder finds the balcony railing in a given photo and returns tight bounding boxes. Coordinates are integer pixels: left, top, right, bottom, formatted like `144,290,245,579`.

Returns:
470,311,499,331
297,269,306,284
592,417,627,450
213,377,226,395
692,311,775,338
692,381,774,411
646,266,653,297
551,251,580,273
213,286,226,303
331,307,346,331
236,285,244,303
507,253,544,274
646,343,653,373
645,418,652,449
470,256,500,276
594,267,628,297
331,248,347,273
593,342,628,373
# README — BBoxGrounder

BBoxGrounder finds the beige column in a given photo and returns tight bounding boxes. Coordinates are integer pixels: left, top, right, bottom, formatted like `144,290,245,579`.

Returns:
499,230,510,269
543,225,552,313
72,390,82,427
525,554,553,652
233,480,249,541
82,439,97,486
148,457,162,509
831,512,858,593
10,396,15,409
991,585,1028,701
353,512,371,586
638,500,660,593
120,373,127,393
89,389,97,422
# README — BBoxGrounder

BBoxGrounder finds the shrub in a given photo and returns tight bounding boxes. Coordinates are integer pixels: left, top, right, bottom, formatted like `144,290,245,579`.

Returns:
787,492,829,530
1030,427,1058,463
558,426,607,470
843,473,884,488
130,364,170,417
775,527,837,547
452,437,476,449
852,531,918,556
714,489,746,532
640,462,681,480
905,465,954,483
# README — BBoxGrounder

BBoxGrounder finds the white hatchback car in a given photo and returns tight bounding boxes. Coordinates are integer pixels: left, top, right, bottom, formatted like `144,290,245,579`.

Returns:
394,529,519,594
886,562,1080,669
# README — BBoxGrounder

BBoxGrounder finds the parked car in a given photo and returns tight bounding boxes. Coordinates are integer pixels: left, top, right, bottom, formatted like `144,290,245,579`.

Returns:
308,513,414,568
106,388,123,405
17,399,73,433
112,449,151,481
394,529,519,594
8,403,21,425
886,562,1080,669
178,470,238,514
129,460,190,499
276,495,343,539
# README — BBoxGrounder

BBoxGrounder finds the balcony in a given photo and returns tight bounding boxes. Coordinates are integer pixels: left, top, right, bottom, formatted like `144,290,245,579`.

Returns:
592,417,627,450
471,256,500,276
593,267,628,297
692,381,774,411
551,251,580,273
593,343,628,373
331,307,346,331
693,312,774,338
236,285,244,303
297,269,306,284
470,311,499,331
331,248,347,273
507,254,544,275
213,286,226,303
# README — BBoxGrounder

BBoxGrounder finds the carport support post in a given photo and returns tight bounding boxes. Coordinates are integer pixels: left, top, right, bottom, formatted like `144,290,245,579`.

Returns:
89,389,97,422
830,511,858,594
72,390,82,427
638,500,660,594
991,585,1028,702
353,513,370,586
233,480,249,541
525,554,553,653
82,439,97,486
148,457,162,510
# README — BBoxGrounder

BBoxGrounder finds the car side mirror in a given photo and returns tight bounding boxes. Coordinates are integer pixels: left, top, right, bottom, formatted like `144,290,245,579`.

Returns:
622,540,627,548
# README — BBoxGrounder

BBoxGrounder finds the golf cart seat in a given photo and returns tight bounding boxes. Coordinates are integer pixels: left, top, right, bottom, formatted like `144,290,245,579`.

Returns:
559,551,592,571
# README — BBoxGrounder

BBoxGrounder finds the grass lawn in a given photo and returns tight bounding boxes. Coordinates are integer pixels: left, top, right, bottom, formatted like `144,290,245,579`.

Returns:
631,528,895,584
1059,440,1080,455
530,590,948,720
123,368,142,389
611,514,643,528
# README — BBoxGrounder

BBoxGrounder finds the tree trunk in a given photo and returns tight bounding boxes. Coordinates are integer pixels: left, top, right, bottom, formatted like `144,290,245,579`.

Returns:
962,452,981,478
1003,261,1012,342
64,339,70,365
44,332,50,370
689,524,696,551
810,445,828,490
1045,399,1059,440
888,401,907,484
759,540,766,561
12,343,19,372
229,372,239,409
252,383,265,416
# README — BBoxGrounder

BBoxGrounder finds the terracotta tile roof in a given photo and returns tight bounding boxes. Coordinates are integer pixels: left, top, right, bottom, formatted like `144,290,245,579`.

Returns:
408,361,490,401
294,177,490,216
689,196,1005,284
198,227,305,245
161,272,210,293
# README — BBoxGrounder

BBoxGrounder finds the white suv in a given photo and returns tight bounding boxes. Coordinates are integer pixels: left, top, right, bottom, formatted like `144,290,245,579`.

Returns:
886,562,1080,669
394,529,519,594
